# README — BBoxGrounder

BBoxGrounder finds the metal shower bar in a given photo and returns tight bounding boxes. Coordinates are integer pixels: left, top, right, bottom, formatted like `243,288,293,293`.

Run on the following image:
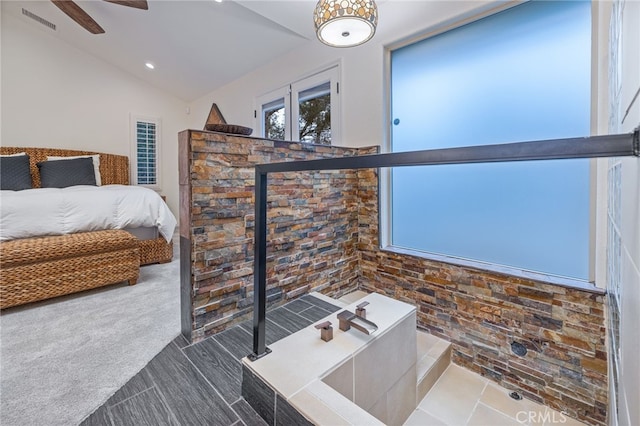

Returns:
248,129,639,360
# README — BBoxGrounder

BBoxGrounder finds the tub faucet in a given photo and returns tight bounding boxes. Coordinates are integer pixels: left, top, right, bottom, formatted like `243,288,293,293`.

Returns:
314,321,333,342
337,310,378,335
355,301,369,319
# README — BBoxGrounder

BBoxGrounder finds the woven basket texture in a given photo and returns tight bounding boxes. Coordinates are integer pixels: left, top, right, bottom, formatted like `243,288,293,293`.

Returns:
139,238,174,265
0,230,140,309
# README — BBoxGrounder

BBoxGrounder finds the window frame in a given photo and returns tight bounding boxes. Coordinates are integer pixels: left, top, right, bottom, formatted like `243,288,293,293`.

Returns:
256,86,291,141
380,1,603,288
130,114,161,191
255,64,341,145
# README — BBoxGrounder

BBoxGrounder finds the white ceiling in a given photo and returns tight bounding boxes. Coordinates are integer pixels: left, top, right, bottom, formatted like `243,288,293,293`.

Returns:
3,0,321,101
6,0,467,103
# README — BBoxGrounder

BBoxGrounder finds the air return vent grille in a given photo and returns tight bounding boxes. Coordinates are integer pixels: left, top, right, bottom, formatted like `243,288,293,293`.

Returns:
22,8,57,31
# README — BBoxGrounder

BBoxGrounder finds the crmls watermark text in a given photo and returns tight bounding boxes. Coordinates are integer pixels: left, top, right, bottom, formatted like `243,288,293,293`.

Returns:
516,410,568,424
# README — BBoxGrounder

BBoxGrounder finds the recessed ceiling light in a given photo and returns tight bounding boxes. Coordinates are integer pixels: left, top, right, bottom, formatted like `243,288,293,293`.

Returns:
214,0,222,3
145,62,155,70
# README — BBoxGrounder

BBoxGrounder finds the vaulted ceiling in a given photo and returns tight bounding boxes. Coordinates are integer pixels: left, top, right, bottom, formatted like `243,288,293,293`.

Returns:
3,0,320,101
4,1,477,103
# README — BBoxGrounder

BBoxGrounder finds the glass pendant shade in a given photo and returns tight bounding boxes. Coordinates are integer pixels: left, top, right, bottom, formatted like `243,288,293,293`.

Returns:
314,0,378,47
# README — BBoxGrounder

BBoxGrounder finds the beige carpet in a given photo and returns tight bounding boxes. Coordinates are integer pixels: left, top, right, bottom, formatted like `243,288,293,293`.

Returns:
0,242,180,426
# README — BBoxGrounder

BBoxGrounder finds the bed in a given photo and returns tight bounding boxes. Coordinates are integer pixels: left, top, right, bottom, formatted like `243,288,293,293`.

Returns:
0,147,176,309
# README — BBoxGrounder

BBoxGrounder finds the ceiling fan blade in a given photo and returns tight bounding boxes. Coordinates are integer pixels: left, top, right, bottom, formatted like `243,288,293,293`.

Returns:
103,0,148,10
51,0,105,34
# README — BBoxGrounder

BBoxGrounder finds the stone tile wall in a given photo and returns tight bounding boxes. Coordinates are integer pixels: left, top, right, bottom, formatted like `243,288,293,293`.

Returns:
179,130,375,341
180,130,607,425
357,167,608,426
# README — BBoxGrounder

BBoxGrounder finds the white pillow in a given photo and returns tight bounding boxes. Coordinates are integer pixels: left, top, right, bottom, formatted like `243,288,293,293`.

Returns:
0,152,27,157
47,154,101,186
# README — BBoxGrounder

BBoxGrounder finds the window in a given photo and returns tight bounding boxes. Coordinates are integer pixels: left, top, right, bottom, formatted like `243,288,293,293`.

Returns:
131,115,161,189
256,66,340,145
259,87,290,141
263,97,287,140
388,1,592,280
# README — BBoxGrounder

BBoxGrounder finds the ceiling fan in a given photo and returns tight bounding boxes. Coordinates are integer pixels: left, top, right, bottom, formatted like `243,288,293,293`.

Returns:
51,0,148,34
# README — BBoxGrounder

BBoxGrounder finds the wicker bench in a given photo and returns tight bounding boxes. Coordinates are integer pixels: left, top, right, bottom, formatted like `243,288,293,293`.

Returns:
0,230,140,309
139,238,174,265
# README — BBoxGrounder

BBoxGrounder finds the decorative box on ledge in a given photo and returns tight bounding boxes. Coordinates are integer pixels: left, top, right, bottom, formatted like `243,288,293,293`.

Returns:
203,103,253,136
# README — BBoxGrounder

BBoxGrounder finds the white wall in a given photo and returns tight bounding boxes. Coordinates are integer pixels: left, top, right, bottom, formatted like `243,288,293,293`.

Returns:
188,1,498,149
1,11,188,217
605,1,640,425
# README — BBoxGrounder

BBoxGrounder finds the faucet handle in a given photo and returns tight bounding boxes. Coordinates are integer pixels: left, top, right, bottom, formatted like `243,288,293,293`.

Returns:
314,321,333,342
315,321,332,329
356,301,369,319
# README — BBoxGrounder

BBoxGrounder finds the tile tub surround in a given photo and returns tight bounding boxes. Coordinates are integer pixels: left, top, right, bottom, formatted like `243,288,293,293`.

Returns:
322,313,417,425
242,293,417,425
178,129,378,342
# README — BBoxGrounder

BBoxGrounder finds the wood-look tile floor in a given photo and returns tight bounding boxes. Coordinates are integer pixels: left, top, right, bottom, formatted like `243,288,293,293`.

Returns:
81,294,341,426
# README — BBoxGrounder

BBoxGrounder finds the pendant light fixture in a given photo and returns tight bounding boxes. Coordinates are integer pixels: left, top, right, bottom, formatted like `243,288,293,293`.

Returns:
314,0,378,48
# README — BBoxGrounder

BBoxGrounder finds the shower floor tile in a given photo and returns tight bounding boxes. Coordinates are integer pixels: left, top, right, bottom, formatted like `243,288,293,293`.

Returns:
417,364,487,425
406,364,588,426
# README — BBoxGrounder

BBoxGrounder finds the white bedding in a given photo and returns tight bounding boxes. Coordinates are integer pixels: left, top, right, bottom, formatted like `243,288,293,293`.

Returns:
0,185,177,242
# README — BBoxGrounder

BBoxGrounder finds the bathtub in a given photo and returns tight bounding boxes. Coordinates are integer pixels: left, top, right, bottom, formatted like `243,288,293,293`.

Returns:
242,293,418,425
